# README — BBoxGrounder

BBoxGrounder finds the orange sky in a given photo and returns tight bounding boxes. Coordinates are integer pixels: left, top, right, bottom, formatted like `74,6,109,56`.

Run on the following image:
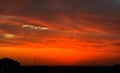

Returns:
0,15,120,65
0,0,120,65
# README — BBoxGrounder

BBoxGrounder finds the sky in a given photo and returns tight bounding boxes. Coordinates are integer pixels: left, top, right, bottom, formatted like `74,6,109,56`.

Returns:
0,0,120,65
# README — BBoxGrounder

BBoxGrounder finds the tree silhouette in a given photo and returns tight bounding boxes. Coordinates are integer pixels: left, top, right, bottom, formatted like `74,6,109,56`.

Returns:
0,58,20,73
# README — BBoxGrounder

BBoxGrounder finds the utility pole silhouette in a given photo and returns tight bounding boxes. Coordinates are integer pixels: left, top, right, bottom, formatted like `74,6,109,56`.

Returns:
34,56,37,66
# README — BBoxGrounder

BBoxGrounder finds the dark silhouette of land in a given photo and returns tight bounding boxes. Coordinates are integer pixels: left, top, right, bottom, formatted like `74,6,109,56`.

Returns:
0,58,120,73
0,58,20,73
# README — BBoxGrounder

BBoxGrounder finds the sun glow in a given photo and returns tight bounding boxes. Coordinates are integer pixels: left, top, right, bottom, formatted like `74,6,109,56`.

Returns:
3,34,15,39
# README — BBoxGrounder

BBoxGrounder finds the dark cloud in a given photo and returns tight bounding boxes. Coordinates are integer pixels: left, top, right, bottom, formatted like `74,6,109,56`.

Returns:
0,0,120,34
2,0,120,14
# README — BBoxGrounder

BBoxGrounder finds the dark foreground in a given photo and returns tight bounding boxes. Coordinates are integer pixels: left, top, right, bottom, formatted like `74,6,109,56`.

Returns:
19,65,120,73
0,58,120,73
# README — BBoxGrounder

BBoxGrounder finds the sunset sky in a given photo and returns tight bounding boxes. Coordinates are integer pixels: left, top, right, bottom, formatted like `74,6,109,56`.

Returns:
0,0,120,66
